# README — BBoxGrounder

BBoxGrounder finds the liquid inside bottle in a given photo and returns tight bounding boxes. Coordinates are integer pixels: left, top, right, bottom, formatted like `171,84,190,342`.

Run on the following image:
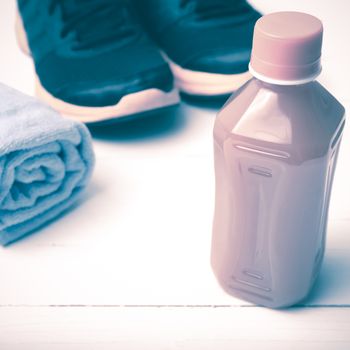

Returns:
211,12,345,308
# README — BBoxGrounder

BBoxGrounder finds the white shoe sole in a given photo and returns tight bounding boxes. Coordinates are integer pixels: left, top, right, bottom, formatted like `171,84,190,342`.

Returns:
34,78,180,123
15,13,180,123
168,59,252,96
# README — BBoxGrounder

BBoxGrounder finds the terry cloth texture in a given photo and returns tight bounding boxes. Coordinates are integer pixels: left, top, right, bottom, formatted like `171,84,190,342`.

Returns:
0,83,95,246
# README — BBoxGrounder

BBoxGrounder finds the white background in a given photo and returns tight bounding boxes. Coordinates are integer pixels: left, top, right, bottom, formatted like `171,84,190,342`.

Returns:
0,0,350,349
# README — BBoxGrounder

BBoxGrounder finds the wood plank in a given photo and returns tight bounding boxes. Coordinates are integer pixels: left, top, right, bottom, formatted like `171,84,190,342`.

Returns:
1,0,350,310
0,147,349,306
0,103,350,306
1,306,350,349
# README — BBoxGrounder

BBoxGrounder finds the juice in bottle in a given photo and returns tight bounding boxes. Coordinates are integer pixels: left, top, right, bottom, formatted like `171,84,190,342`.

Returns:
211,12,345,308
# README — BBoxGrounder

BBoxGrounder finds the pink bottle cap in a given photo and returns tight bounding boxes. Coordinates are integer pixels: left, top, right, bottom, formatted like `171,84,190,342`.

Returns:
249,11,323,84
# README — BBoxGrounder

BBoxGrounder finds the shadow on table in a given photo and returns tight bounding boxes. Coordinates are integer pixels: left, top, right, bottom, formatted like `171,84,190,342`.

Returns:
180,92,230,111
302,251,349,305
87,104,186,142
2,181,102,248
273,249,350,314
87,93,229,142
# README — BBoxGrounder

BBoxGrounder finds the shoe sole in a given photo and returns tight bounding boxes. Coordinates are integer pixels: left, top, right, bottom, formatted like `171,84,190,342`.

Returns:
15,14,180,123
167,59,252,96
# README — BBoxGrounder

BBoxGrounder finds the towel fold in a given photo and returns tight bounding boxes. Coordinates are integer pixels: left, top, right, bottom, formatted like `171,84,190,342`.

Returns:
0,83,95,246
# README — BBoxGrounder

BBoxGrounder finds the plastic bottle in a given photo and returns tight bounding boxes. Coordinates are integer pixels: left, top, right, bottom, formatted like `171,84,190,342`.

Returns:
211,11,345,308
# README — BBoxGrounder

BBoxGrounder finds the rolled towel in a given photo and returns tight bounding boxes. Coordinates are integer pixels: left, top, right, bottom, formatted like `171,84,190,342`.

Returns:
0,83,95,246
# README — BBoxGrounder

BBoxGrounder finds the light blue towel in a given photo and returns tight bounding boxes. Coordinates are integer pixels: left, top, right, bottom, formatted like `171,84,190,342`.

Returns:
0,83,95,246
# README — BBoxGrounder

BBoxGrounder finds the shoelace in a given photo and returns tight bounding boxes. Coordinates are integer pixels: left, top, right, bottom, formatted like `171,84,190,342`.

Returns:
180,0,256,24
48,0,139,51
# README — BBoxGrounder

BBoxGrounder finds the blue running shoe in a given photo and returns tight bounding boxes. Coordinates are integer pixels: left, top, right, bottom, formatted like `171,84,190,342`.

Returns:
16,0,179,123
133,0,261,96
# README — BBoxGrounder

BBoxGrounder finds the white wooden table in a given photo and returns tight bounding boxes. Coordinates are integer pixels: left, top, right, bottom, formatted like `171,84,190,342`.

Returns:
1,1,350,349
